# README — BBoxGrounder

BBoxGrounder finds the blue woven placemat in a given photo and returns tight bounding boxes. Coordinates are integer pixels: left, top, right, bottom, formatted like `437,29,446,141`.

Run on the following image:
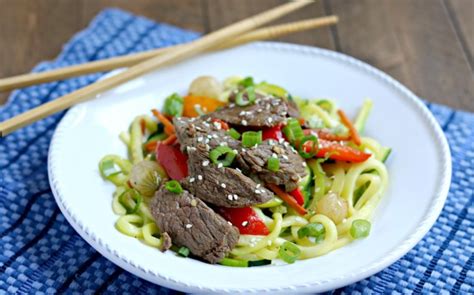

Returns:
0,8,472,294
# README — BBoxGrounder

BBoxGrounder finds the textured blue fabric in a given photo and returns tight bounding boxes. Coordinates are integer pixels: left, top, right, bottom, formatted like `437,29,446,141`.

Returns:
0,8,472,294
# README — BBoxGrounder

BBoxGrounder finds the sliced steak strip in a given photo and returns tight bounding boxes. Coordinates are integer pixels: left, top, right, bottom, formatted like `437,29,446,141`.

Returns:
210,94,288,128
150,186,239,264
173,116,240,152
237,139,308,192
182,145,273,207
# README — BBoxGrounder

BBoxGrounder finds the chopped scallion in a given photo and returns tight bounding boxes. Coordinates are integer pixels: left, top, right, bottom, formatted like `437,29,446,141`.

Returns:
227,128,241,140
178,246,190,257
279,241,301,264
267,157,280,172
242,131,262,147
209,146,237,167
238,76,254,88
163,93,184,117
350,219,371,239
100,159,121,177
297,222,325,239
282,119,304,143
235,86,256,106
165,180,183,194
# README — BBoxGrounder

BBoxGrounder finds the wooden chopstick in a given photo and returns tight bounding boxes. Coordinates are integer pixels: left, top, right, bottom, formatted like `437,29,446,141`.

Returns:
0,15,338,92
0,0,312,137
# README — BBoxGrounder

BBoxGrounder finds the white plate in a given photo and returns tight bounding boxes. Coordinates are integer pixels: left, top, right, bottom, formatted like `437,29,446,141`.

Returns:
48,42,451,293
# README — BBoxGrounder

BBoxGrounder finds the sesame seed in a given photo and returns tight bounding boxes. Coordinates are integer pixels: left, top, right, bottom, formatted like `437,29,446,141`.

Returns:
190,199,197,207
242,221,249,227
198,175,203,180
267,240,272,246
220,142,227,146
212,134,218,138
207,135,212,139
302,162,307,167
217,163,223,168
272,153,277,158
185,224,193,229
189,177,195,183
227,194,233,200
235,168,242,173
233,194,239,200
255,189,261,194
202,160,209,167
239,111,246,116
197,137,203,142
268,117,273,123
232,149,238,154
256,184,261,188
242,148,247,152
242,120,248,126
282,155,289,160
221,183,227,188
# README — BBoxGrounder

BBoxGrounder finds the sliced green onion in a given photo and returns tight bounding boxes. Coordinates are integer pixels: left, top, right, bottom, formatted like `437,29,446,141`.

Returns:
298,135,319,159
350,219,371,239
209,146,237,167
248,259,272,267
178,246,190,257
165,180,183,194
227,128,241,140
235,86,256,106
163,93,184,117
100,159,121,177
238,76,254,88
297,222,325,239
267,157,280,172
282,118,304,143
219,258,248,267
118,189,143,214
242,131,262,147
279,241,301,264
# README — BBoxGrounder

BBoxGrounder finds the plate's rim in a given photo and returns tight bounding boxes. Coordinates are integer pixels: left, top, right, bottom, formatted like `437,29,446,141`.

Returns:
48,41,452,293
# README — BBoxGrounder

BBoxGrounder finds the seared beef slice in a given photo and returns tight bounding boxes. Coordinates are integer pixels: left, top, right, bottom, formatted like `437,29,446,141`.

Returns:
150,186,239,264
173,116,240,151
182,146,272,207
210,95,288,127
237,140,308,192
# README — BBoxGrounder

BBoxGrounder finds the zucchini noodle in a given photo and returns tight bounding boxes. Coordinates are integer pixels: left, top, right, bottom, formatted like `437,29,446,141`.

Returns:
99,78,390,265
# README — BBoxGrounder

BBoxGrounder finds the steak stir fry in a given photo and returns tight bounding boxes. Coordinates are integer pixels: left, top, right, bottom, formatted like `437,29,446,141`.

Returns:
101,75,385,266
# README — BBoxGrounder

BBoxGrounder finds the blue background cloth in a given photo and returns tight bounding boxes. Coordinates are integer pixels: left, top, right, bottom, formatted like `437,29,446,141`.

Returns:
0,8,472,294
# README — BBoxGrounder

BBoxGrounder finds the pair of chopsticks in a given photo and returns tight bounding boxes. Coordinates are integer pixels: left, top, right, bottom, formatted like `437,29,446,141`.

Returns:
0,1,335,137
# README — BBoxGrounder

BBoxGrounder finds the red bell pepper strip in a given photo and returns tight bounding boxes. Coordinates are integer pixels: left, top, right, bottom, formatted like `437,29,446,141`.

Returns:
262,124,283,141
303,129,351,141
304,139,371,163
216,207,270,235
337,109,362,146
268,184,307,216
156,143,188,180
211,118,230,131
289,188,305,206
